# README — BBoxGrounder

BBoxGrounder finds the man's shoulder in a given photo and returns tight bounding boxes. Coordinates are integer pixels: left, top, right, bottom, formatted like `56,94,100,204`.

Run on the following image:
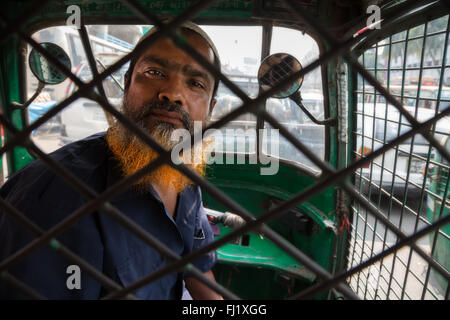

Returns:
0,132,110,202
46,131,109,168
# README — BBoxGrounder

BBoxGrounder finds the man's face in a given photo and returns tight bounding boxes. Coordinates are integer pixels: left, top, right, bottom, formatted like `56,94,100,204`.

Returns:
106,30,216,193
124,30,217,134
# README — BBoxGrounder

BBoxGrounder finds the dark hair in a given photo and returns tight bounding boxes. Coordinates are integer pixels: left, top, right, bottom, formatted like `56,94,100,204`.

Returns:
124,28,220,110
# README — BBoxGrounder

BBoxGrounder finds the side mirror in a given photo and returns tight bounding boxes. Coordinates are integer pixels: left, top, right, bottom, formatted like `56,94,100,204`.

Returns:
258,53,304,98
12,43,71,111
257,53,336,126
28,42,71,85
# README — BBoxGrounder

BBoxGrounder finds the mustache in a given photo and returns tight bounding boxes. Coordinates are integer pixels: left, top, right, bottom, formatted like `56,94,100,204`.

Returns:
132,100,193,132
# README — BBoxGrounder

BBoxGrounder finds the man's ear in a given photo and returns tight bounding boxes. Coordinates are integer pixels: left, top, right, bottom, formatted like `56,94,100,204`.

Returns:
124,75,129,89
124,70,132,90
209,98,217,114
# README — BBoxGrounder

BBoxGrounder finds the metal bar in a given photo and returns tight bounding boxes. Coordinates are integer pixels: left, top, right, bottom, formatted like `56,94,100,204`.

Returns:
262,106,450,281
144,0,438,153
103,103,450,300
0,108,239,299
394,20,429,300
0,0,219,157
0,0,52,45
354,172,450,230
0,271,46,300
446,277,450,300
77,25,115,126
0,0,244,300
0,116,144,299
363,29,449,49
0,0,428,160
103,98,450,300
370,34,393,299
2,0,356,300
352,117,449,139
94,1,394,300
1,0,421,161
96,59,124,91
361,65,450,71
100,203,240,300
336,9,450,298
0,192,138,300
421,166,450,299
0,0,446,300
401,16,450,299
348,55,449,161
282,0,450,163
4,45,334,302
353,132,443,151
120,0,253,105
361,42,380,299
78,25,108,102
90,88,360,301
0,117,239,300
265,103,450,277
288,10,450,300
288,208,450,299
380,26,411,300
351,54,367,295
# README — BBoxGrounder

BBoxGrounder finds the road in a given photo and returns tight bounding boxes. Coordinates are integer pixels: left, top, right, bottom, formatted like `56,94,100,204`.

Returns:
349,192,446,300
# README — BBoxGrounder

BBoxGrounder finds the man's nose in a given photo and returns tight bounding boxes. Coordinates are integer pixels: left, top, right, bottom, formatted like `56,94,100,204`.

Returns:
157,78,186,107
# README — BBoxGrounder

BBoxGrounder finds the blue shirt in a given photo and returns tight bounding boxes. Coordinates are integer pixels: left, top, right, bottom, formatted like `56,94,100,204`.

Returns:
0,132,216,299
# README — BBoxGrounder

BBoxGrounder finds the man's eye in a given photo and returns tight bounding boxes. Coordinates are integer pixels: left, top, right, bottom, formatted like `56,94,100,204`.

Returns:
191,80,205,90
145,69,165,77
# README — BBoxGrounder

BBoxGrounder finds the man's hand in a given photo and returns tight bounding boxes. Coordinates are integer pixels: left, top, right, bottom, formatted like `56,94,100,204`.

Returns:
185,270,223,300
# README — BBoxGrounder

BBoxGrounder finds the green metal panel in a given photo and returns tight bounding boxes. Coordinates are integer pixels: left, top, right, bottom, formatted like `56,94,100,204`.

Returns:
4,0,253,27
202,159,339,299
0,36,33,174
426,140,450,294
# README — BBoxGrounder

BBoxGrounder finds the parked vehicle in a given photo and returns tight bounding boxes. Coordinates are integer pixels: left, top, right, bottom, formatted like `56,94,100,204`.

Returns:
59,55,128,144
355,102,449,196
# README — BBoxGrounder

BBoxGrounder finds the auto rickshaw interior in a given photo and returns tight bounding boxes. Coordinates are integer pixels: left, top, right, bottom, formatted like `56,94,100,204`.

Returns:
0,0,448,300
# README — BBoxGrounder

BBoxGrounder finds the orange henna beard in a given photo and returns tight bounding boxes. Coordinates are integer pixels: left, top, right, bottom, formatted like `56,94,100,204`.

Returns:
106,122,211,195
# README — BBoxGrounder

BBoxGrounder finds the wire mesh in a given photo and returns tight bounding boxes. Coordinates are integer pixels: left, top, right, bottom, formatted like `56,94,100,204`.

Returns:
0,0,448,300
350,12,450,300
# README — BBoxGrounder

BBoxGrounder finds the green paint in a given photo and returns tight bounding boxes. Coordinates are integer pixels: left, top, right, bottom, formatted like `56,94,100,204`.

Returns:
0,36,33,173
50,239,60,250
202,155,341,298
4,0,253,26
426,148,449,293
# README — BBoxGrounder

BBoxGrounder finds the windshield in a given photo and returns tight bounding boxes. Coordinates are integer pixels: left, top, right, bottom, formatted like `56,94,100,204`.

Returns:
27,24,325,170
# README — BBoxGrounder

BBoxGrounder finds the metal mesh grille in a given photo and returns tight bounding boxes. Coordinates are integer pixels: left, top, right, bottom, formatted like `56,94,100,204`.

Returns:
349,12,450,300
0,0,448,300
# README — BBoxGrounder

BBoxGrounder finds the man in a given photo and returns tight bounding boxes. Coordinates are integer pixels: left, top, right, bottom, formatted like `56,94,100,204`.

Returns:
0,21,222,300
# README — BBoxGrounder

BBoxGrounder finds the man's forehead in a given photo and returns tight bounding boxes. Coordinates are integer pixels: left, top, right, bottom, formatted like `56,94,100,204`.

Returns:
135,34,214,77
137,31,214,64
135,22,219,63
